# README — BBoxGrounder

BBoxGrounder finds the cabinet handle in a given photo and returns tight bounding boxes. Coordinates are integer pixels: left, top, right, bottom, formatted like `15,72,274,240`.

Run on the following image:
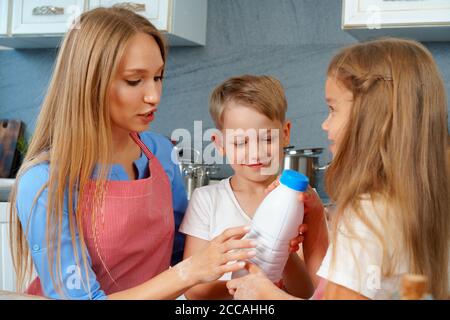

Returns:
32,6,65,16
112,2,146,12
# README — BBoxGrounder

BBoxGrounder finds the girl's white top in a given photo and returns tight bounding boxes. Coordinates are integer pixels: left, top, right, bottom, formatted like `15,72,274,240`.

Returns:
317,196,410,299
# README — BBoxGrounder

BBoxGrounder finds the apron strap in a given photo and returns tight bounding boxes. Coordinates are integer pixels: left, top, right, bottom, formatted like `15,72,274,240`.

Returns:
129,132,154,160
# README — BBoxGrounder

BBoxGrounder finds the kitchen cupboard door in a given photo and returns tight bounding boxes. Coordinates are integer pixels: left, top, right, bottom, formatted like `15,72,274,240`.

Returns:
343,0,450,41
0,0,8,35
11,0,86,35
0,202,15,292
89,0,207,46
89,0,169,31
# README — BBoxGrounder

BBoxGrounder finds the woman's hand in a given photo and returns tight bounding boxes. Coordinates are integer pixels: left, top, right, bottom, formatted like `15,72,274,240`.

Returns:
226,263,295,300
175,226,257,285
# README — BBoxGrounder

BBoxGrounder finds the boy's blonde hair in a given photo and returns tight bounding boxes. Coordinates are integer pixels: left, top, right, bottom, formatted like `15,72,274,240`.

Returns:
209,75,287,129
325,38,449,299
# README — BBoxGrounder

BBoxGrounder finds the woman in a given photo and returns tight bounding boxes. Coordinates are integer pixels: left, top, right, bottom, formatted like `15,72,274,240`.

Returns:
9,7,257,300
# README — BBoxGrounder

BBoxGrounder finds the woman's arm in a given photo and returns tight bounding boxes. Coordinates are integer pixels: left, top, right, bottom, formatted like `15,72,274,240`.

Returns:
17,166,256,300
108,260,195,300
16,165,107,300
110,226,256,300
182,235,234,300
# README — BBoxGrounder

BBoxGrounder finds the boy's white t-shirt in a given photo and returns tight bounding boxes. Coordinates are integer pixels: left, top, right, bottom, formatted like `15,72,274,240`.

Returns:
179,177,251,281
317,196,409,300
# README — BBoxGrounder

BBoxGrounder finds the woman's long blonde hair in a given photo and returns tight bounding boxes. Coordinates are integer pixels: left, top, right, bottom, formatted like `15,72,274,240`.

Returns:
325,38,449,299
9,7,166,296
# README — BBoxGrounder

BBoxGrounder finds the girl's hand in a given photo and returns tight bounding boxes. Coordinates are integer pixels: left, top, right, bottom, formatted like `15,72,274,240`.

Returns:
298,186,325,225
289,223,307,253
226,263,292,300
176,226,257,285
265,178,309,253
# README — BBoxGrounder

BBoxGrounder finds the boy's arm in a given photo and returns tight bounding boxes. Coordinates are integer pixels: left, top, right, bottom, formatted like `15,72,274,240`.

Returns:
282,252,315,299
183,235,232,300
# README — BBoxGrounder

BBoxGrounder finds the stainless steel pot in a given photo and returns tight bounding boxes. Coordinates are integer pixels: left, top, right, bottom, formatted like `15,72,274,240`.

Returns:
283,146,326,188
173,145,218,200
180,162,218,200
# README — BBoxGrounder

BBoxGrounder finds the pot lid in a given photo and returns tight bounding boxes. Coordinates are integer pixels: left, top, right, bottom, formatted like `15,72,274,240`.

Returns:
284,146,323,156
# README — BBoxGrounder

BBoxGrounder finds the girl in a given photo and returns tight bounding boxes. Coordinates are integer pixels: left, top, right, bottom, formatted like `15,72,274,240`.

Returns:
9,7,256,300
227,37,450,300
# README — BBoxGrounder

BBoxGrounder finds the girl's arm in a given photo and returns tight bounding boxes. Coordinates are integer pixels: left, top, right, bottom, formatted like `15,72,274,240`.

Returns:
282,252,314,298
226,263,369,300
301,199,329,288
182,235,233,300
323,282,369,300
290,187,329,288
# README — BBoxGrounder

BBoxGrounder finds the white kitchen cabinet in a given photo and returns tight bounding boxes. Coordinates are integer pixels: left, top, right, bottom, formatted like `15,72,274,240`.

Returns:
89,0,169,31
343,0,450,42
89,0,207,46
0,202,16,292
11,0,86,35
0,0,9,36
0,0,206,48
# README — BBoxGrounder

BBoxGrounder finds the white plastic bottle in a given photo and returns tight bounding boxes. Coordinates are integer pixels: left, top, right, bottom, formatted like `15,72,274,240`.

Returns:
232,169,309,283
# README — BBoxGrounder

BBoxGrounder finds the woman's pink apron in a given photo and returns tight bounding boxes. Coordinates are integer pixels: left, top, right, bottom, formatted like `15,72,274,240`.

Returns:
26,132,174,297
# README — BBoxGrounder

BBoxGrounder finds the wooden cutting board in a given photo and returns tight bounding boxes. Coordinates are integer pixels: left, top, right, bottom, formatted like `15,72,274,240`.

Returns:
0,119,24,178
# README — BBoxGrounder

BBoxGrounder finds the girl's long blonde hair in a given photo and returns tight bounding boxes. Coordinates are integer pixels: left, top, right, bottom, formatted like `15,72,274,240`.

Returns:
325,38,449,299
9,7,166,296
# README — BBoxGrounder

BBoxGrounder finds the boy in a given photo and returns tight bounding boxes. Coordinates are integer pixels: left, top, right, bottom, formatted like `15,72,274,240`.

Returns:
179,75,313,299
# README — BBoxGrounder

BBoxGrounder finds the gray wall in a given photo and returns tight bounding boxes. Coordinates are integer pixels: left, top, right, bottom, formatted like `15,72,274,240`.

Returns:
1,0,449,200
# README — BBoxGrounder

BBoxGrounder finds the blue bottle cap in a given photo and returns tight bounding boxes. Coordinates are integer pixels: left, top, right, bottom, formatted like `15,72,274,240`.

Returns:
279,170,309,192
